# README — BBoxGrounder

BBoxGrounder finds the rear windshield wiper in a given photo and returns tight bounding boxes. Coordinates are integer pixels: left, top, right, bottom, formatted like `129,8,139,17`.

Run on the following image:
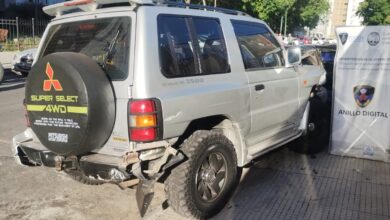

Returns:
102,28,121,69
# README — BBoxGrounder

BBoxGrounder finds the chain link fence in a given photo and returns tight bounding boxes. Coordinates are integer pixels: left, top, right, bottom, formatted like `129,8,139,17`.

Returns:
0,17,49,51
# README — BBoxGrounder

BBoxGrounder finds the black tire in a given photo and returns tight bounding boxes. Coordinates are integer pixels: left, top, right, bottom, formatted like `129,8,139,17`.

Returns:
21,71,29,77
25,52,115,156
290,96,330,154
165,130,238,219
65,170,105,185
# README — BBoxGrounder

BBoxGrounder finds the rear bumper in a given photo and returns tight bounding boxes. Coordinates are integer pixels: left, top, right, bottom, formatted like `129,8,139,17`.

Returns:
12,129,133,183
13,130,184,187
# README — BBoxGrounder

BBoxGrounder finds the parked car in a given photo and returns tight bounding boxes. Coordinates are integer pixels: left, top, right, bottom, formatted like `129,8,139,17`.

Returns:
11,48,37,76
0,62,3,83
328,38,337,44
13,0,324,219
298,36,311,45
317,44,336,91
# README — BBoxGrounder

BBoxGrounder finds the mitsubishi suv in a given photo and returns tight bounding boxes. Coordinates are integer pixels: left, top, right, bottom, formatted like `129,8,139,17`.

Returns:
13,0,326,218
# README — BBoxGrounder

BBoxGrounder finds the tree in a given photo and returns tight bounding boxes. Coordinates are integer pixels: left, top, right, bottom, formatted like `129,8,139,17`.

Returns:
242,0,328,34
290,0,329,29
357,0,390,25
175,0,329,34
242,0,295,32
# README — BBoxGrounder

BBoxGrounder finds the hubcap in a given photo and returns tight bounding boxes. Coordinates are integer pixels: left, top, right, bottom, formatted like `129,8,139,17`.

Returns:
308,122,315,131
196,151,227,201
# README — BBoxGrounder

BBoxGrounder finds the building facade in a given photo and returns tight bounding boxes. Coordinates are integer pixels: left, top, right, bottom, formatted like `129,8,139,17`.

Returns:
314,0,364,39
346,0,364,25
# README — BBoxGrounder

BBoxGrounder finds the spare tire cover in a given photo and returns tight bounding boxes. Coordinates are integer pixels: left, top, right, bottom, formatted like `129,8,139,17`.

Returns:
25,52,115,156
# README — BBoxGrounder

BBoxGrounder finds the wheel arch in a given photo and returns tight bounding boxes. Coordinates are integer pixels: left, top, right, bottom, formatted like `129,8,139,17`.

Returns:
174,115,247,167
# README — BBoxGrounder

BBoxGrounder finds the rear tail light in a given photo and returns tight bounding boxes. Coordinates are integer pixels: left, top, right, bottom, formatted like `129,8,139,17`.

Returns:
128,99,162,142
64,0,93,7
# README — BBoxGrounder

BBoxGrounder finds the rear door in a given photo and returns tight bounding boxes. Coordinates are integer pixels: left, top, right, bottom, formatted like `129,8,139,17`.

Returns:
231,20,299,147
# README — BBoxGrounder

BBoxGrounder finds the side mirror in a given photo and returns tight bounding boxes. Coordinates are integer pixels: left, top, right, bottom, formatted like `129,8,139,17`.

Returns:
286,46,302,67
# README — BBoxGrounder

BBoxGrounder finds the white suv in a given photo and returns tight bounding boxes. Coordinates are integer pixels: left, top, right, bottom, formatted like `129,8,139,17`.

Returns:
13,0,326,218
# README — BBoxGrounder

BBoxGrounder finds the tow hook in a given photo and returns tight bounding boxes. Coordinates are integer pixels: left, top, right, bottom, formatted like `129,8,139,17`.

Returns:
54,156,77,171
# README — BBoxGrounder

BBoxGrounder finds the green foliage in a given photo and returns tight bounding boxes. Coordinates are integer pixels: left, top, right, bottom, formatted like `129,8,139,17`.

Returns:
0,37,40,52
287,0,329,31
357,0,390,25
242,0,328,33
241,0,294,31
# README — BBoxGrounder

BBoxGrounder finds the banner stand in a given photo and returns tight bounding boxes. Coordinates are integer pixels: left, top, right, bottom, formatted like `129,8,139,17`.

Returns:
331,26,390,162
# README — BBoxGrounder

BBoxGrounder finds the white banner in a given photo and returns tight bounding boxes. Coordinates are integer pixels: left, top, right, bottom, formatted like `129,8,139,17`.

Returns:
331,26,390,162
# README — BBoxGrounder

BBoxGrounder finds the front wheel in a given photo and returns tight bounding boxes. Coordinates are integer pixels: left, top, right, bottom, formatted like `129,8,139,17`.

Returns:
165,130,238,219
290,96,330,154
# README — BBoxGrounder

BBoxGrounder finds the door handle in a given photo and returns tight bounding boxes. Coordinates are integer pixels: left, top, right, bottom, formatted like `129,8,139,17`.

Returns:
255,84,265,91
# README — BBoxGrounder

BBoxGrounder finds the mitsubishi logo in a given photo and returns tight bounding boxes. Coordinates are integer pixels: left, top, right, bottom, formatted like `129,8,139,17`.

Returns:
43,63,63,92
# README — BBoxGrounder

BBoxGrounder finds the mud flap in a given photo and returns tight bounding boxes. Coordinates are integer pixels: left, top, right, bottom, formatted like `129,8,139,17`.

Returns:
136,180,155,217
133,150,185,217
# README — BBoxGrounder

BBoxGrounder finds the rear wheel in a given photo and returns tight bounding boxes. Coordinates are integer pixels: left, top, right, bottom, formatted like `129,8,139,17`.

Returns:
165,130,238,219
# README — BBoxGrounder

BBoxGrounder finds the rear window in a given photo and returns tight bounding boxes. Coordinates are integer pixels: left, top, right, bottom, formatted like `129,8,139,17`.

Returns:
41,17,131,80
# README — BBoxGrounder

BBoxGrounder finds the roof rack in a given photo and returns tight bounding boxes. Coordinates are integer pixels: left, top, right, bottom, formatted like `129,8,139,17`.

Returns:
159,1,250,17
43,0,250,17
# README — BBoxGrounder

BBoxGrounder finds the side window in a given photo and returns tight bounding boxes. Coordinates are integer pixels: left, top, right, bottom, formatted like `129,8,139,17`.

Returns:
158,15,230,78
158,16,197,77
231,20,285,70
193,17,230,74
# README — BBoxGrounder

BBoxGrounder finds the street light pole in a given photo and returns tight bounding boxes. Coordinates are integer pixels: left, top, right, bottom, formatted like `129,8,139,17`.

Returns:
280,16,284,35
284,9,288,37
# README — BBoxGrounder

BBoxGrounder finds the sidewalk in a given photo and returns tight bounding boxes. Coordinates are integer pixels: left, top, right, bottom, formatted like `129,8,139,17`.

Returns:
213,147,390,220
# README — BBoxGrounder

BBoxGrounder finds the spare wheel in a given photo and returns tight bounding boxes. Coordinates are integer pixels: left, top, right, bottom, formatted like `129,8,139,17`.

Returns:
25,52,115,156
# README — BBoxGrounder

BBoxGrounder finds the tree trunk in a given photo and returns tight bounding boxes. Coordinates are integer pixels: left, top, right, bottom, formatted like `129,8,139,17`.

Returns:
202,0,206,6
